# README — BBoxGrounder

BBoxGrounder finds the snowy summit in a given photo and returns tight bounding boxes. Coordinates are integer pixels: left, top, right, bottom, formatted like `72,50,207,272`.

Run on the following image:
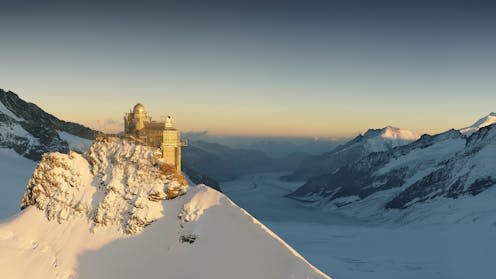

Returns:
460,112,496,135
283,126,419,181
0,138,329,279
361,126,420,152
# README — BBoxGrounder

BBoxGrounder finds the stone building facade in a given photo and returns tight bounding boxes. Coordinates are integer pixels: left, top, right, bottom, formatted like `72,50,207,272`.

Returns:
124,103,185,171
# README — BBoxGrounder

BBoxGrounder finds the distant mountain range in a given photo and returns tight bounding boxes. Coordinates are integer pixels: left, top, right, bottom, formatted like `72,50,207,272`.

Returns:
183,140,309,182
182,131,342,158
287,113,496,211
282,126,420,181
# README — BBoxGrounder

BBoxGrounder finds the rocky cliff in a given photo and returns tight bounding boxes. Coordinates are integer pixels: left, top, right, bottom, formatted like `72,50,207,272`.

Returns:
0,89,96,160
21,137,187,235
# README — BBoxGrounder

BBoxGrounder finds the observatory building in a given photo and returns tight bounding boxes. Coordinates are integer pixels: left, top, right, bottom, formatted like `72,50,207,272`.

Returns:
124,103,185,171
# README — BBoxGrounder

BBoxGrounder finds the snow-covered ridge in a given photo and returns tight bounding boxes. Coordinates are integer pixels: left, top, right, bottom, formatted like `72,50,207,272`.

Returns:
460,112,496,135
345,126,420,153
380,126,420,141
21,137,187,235
57,131,93,153
363,126,420,152
1,139,329,279
283,126,419,181
289,123,496,211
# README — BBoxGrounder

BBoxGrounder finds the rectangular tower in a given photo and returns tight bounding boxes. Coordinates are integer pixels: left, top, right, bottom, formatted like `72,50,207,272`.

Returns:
161,116,182,171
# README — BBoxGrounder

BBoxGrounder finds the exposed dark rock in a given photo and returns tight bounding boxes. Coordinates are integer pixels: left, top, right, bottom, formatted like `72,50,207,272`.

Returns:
183,167,222,192
0,89,97,160
180,233,197,244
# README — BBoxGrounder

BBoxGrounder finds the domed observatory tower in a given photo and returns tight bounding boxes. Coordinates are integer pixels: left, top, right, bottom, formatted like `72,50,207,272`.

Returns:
124,103,185,172
132,103,148,131
124,103,150,138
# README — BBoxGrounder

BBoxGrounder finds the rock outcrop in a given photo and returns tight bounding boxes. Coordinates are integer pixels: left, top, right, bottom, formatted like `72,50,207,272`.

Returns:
21,138,188,234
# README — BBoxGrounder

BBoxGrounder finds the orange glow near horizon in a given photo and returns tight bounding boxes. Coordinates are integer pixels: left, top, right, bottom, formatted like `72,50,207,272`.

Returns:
6,86,493,140
77,112,470,140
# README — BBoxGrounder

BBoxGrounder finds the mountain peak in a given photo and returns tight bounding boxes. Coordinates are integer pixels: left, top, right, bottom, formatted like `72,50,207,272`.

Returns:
380,126,420,141
361,126,419,140
0,88,19,98
460,112,496,135
359,126,420,151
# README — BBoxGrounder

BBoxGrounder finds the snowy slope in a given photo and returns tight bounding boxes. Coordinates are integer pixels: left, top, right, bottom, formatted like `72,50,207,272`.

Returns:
460,112,496,135
57,131,93,153
0,139,330,279
0,148,36,219
283,126,420,181
386,124,496,209
222,172,496,279
289,123,496,211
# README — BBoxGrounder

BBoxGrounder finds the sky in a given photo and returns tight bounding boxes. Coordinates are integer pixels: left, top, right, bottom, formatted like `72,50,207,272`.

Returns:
0,0,495,137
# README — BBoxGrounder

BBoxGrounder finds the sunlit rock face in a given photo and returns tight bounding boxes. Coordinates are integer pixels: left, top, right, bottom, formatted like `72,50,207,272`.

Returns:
0,89,96,160
21,138,188,235
460,112,496,135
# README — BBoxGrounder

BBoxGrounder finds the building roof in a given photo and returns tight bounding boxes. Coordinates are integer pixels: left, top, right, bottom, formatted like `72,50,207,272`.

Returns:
133,103,145,114
145,122,166,130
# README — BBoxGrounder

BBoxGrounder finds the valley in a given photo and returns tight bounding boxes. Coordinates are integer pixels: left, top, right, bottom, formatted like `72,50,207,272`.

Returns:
222,172,496,279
